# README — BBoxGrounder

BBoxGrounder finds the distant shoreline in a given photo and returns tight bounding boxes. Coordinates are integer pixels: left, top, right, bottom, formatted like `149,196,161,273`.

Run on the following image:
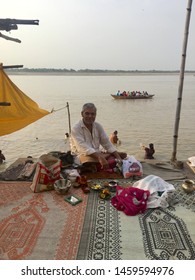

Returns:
5,71,195,76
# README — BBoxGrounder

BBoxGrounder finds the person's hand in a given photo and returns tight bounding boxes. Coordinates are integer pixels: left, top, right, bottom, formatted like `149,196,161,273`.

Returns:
98,155,109,170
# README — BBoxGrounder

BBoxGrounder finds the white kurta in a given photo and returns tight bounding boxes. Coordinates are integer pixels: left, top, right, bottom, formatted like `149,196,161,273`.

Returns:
70,119,116,157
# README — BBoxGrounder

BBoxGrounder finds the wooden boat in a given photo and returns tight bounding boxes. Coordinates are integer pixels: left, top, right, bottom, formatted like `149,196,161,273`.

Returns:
111,93,154,100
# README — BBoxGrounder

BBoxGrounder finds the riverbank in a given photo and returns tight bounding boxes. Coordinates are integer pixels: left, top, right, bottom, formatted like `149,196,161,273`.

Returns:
5,69,195,76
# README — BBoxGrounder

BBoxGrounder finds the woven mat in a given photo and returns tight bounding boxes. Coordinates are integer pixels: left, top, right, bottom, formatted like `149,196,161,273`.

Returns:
1,179,195,260
0,158,37,181
0,181,88,260
77,179,195,260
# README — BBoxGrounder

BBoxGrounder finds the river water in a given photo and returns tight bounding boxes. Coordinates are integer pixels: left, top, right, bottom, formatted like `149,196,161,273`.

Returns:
0,73,195,170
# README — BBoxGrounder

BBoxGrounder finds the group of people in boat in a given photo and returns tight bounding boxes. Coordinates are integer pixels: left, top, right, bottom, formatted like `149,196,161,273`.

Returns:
116,90,149,97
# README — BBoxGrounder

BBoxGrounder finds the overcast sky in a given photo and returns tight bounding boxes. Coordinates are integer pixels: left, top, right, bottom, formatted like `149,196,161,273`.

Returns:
1,0,195,70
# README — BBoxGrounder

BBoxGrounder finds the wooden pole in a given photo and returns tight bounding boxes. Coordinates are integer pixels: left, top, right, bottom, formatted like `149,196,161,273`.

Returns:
171,0,193,162
0,102,11,106
66,102,71,135
0,64,23,107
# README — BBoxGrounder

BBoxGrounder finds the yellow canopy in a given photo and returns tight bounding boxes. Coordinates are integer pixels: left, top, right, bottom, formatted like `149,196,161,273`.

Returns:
0,66,50,136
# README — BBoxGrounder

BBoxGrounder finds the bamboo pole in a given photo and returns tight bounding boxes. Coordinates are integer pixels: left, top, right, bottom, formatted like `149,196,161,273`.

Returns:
171,0,193,162
66,102,71,135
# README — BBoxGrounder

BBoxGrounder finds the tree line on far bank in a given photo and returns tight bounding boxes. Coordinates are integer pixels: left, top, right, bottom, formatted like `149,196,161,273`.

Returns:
5,68,195,74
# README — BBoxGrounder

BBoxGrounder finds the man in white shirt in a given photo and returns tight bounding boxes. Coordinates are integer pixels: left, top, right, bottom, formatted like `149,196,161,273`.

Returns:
70,103,126,170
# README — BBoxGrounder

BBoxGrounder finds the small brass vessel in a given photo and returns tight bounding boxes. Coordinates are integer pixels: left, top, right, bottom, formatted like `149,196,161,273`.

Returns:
108,180,118,192
181,179,195,194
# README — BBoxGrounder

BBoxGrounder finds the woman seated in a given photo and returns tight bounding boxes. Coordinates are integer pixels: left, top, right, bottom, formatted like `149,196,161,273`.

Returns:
141,143,155,159
110,130,119,145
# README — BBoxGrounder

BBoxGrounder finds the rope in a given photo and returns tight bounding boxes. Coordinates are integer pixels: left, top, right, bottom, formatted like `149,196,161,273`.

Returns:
50,102,71,134
51,105,67,113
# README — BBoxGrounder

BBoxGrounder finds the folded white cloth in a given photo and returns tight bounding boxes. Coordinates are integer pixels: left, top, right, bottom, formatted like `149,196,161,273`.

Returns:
188,156,195,167
133,175,175,209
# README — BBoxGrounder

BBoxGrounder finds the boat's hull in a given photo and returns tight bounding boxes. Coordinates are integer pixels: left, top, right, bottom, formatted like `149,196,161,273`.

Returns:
111,94,154,99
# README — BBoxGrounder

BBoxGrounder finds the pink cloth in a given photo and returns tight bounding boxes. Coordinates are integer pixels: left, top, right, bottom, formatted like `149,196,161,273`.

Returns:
111,186,150,216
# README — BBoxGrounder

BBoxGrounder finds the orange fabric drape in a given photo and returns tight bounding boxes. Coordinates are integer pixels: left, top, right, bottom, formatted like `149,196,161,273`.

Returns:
0,67,50,136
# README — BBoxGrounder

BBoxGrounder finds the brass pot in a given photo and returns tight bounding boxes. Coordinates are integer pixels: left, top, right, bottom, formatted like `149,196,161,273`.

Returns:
108,180,118,192
181,179,195,194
